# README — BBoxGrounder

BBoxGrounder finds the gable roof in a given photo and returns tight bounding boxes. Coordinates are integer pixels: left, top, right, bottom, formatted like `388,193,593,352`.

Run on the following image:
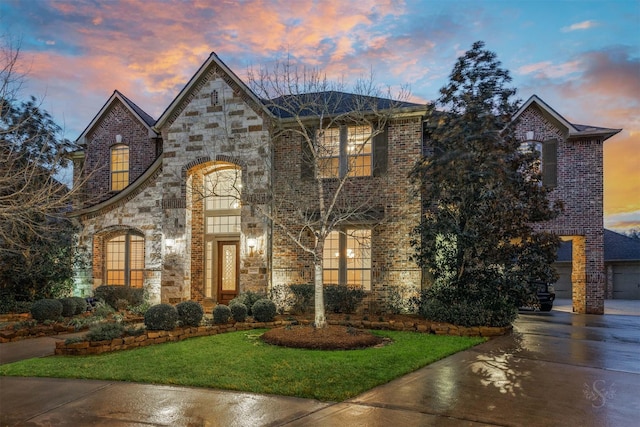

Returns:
76,90,158,145
513,95,621,141
266,91,425,119
154,52,270,131
557,229,640,262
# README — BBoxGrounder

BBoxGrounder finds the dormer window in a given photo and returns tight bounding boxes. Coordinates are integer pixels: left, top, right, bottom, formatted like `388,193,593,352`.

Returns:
111,144,129,191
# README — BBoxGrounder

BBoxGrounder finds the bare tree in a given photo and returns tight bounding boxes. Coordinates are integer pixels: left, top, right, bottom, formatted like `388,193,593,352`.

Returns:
0,35,82,256
247,59,416,328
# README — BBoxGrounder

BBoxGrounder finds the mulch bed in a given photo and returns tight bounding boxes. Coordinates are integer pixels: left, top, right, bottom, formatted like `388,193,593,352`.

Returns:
261,324,387,350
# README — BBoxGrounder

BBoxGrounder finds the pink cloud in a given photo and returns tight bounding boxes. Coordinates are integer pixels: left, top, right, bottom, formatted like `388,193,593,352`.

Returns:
561,20,599,32
517,60,581,79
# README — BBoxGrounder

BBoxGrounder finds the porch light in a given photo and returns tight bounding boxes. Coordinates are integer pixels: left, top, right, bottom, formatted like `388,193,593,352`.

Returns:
247,238,257,256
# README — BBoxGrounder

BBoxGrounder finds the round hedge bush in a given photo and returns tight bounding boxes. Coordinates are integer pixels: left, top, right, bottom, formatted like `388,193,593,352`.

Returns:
58,297,78,317
144,303,178,330
251,299,276,322
230,302,248,322
233,291,266,315
72,297,88,315
213,304,231,324
30,299,63,322
176,300,204,327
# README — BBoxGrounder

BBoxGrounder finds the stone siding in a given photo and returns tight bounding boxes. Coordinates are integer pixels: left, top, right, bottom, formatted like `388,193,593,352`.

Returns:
157,65,271,303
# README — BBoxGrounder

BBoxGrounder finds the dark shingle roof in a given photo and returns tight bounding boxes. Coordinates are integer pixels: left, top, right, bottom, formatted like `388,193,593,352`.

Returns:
265,90,423,119
115,90,156,127
557,229,640,262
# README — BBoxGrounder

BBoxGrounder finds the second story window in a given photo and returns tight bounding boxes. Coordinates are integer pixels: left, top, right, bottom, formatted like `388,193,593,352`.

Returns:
317,125,372,178
519,139,557,188
110,144,129,191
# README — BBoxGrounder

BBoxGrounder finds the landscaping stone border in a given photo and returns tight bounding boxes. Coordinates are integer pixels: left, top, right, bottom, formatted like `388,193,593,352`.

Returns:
54,318,511,356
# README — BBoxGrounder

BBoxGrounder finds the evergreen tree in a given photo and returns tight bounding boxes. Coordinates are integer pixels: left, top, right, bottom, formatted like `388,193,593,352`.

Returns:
410,42,562,326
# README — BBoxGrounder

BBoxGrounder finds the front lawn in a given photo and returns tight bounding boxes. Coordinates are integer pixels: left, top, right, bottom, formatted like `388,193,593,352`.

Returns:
0,329,484,401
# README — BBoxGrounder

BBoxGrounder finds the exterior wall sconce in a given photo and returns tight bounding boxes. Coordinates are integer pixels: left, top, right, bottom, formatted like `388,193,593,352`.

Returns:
247,238,257,256
116,134,123,143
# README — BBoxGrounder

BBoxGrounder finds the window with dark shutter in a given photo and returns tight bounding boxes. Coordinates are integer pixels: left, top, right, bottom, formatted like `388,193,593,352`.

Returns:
300,130,316,180
372,125,388,176
542,138,558,188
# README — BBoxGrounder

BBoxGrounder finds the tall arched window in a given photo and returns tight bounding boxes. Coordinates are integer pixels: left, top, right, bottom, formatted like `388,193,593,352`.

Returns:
110,144,129,191
203,166,242,300
105,232,144,287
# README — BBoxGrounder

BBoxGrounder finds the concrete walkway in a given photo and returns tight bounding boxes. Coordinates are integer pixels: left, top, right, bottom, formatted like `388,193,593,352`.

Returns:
1,300,639,426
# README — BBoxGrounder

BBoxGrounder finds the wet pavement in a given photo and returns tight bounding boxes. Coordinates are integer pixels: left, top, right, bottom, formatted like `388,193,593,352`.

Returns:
1,300,639,426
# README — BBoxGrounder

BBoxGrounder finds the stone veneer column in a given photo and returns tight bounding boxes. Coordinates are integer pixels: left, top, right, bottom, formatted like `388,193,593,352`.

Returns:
571,236,587,313
571,235,605,314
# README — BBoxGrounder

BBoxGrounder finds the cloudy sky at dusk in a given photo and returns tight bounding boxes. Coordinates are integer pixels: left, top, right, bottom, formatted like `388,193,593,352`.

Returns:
2,0,638,232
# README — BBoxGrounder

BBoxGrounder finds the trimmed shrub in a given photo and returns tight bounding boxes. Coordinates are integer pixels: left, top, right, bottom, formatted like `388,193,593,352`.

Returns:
252,299,276,322
58,297,78,317
230,302,248,322
233,291,266,315
213,304,231,324
72,297,88,315
93,285,144,310
0,294,32,314
144,304,178,330
176,301,204,327
30,299,63,322
287,284,314,314
415,288,517,327
86,323,125,341
324,285,365,314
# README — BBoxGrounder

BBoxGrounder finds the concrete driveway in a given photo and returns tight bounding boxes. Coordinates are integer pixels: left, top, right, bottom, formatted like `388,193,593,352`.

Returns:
1,301,639,426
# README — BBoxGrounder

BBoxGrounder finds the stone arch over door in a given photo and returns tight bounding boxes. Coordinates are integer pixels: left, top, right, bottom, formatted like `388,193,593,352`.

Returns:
186,159,244,306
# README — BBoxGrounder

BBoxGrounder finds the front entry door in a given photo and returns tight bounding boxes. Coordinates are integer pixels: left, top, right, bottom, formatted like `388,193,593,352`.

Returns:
218,241,239,305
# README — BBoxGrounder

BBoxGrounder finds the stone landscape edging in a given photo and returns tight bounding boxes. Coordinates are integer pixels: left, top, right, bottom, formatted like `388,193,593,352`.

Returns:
54,318,511,356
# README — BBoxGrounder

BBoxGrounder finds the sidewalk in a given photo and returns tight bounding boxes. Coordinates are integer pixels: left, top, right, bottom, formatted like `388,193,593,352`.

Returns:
1,301,639,426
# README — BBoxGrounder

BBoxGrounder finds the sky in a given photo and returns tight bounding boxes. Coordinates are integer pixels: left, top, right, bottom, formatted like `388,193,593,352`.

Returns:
1,0,639,232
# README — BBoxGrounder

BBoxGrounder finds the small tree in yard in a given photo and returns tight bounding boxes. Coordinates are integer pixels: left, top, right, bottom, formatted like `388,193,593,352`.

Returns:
410,41,562,326
248,59,416,328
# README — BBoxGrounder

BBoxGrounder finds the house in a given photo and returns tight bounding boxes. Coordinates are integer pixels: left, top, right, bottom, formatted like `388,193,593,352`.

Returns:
555,230,640,300
69,53,621,314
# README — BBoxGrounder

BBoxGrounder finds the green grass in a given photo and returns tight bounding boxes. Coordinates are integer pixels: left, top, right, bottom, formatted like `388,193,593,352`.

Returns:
0,330,484,401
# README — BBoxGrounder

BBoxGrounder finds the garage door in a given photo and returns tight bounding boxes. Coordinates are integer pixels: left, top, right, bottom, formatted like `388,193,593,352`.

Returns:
612,263,640,300
553,263,572,298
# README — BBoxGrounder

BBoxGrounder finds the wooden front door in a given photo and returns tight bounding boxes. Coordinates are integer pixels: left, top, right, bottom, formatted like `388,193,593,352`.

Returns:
217,241,239,305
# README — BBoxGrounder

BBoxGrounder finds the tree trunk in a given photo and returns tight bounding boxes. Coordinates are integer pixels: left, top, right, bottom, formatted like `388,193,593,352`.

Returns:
314,254,327,329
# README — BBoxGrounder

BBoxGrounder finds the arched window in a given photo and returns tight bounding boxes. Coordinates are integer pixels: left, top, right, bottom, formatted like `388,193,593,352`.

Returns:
110,144,129,191
203,166,242,299
105,232,144,287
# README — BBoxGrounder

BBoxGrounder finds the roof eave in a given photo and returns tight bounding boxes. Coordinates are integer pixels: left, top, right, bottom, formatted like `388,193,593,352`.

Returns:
75,91,158,144
276,104,427,126
568,128,622,141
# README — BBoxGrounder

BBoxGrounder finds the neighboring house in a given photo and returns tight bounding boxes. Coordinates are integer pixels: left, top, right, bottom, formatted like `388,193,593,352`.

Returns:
69,53,621,314
555,230,640,300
